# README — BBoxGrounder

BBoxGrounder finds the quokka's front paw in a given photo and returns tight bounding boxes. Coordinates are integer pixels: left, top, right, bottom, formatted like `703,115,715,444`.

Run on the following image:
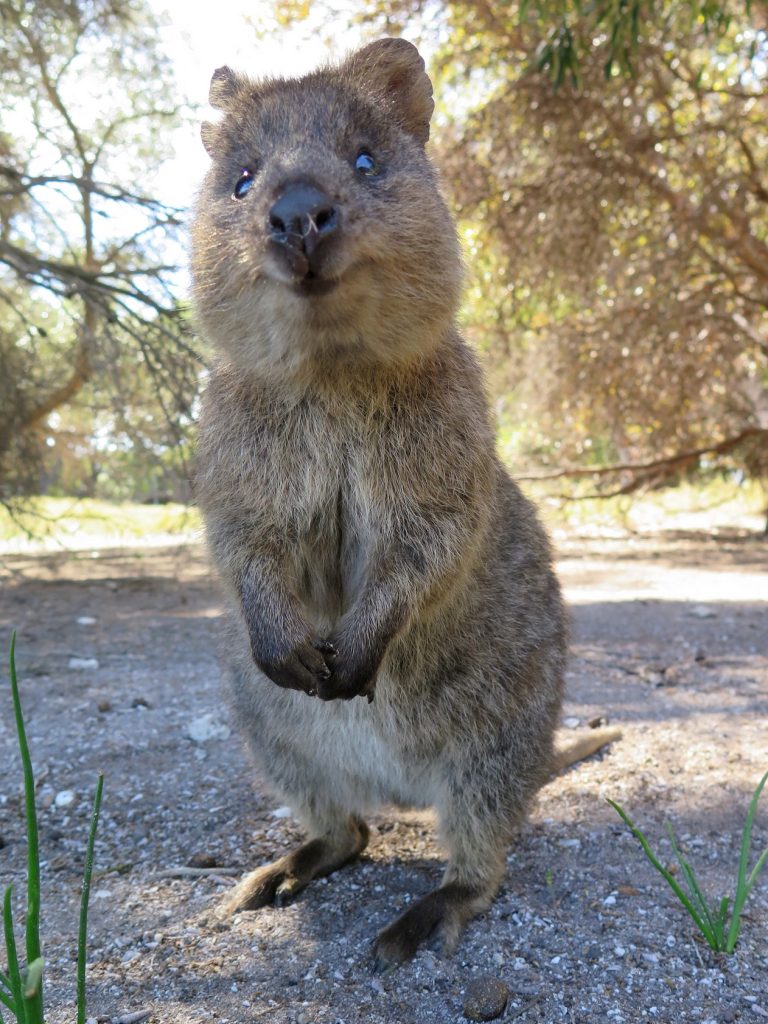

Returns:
316,656,378,702
255,635,334,696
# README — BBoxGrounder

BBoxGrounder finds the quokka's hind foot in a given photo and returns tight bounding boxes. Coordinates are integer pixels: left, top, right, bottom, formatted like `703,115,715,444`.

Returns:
372,881,492,971
220,816,369,915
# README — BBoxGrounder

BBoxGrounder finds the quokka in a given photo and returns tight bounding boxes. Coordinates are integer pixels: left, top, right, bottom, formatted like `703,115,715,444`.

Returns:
192,37,611,967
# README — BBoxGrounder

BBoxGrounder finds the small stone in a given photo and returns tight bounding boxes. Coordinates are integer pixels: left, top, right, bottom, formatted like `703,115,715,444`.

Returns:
54,789,76,808
68,657,99,670
272,806,292,819
77,616,97,625
689,605,717,619
97,700,112,713
186,714,231,743
563,716,580,729
663,664,687,684
187,853,219,869
463,975,509,1022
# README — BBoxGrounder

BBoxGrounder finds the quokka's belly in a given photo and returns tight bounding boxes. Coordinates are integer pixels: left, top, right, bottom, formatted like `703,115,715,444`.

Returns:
236,653,440,812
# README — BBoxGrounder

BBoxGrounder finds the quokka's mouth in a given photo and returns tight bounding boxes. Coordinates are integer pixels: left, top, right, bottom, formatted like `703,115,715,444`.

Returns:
292,272,339,298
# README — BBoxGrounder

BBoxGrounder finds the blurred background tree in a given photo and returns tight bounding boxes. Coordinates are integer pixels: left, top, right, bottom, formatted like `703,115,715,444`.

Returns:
432,0,768,497
0,0,765,519
0,0,201,507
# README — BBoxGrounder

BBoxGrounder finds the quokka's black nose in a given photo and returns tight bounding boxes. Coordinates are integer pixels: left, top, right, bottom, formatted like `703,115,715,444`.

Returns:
268,184,339,258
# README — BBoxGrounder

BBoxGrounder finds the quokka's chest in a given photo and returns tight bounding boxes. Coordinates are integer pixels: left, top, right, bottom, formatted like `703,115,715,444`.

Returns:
252,416,376,618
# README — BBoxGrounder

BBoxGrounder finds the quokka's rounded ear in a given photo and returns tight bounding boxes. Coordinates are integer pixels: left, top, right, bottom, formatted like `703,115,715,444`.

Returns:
343,38,434,145
209,65,240,110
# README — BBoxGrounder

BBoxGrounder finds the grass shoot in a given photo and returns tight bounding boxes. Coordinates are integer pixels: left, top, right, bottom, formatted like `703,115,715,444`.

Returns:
2,633,104,1023
609,769,768,954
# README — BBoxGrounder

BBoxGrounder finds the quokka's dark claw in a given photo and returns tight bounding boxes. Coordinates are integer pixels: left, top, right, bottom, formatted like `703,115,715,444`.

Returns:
314,638,337,659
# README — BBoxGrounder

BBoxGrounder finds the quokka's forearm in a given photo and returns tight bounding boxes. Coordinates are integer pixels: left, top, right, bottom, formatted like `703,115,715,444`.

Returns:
227,548,334,696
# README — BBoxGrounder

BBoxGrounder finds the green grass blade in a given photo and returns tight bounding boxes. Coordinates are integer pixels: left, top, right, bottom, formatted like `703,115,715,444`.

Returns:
8,636,42,959
607,799,717,948
8,632,44,1021
0,970,12,995
726,768,768,953
3,887,24,1023
0,984,15,1014
77,772,104,1024
713,895,730,950
746,844,768,891
665,824,718,941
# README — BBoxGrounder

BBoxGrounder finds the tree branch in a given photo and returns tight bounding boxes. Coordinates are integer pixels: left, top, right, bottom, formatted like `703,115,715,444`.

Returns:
516,428,768,482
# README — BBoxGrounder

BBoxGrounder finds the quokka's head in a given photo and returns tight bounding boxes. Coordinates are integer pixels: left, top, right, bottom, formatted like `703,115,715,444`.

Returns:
191,38,462,378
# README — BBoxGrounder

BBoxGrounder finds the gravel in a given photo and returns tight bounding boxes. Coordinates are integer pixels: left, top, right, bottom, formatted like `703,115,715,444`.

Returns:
1,532,766,1024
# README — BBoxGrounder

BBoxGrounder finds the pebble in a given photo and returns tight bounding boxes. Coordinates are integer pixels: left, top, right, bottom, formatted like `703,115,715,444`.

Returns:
187,852,220,868
68,657,99,670
54,789,76,808
76,616,97,625
689,605,717,619
186,714,231,742
272,805,293,819
463,975,509,1022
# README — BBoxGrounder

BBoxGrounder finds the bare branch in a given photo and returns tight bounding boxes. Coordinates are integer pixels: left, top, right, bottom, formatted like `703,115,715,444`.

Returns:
517,428,768,483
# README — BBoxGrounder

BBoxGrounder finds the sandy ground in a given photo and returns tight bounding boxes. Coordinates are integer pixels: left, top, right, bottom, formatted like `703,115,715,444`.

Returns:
0,528,766,1024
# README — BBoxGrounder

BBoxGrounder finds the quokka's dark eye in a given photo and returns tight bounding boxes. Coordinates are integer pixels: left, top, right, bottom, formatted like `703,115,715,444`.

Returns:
233,169,254,199
354,150,378,176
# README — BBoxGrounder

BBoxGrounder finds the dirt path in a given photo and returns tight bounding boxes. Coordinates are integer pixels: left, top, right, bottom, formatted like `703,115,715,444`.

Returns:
1,531,766,1024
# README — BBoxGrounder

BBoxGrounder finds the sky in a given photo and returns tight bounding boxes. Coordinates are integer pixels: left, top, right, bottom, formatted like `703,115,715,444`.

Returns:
149,0,369,209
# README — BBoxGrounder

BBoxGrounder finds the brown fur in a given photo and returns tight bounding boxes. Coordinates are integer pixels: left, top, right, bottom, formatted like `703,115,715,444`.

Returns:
193,38,568,968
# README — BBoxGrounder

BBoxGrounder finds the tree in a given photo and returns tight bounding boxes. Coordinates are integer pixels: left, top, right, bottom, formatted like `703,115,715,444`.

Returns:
0,0,200,503
426,1,768,492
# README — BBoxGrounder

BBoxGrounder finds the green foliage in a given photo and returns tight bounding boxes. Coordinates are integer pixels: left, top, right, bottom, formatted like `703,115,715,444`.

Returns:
609,769,768,953
2,634,104,1023
522,0,752,85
